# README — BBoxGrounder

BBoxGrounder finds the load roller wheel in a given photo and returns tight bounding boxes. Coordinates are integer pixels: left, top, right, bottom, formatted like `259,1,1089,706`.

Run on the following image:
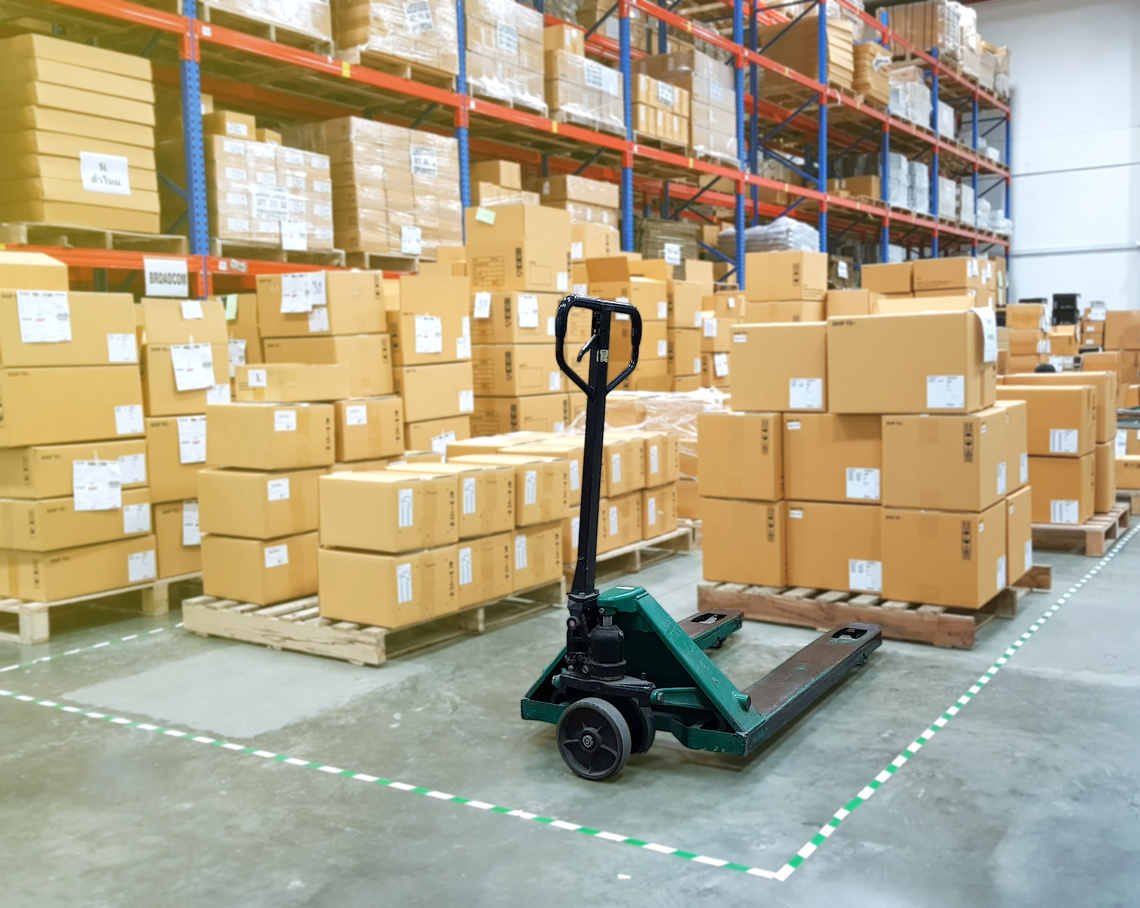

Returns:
556,697,631,781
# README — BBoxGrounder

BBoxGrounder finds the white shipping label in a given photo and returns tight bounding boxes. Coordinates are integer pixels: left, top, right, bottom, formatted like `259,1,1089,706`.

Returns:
518,294,540,328
657,81,675,106
17,291,71,343
267,478,291,501
514,535,528,570
703,318,718,337
431,431,455,455
143,257,189,298
458,390,474,413
1117,430,1129,458
967,258,979,277
693,357,702,374
838,261,849,279
649,445,659,475
73,460,122,511
996,555,1007,591
647,496,657,526
657,340,668,358
401,225,424,256
658,302,668,319
456,335,472,359
80,151,131,195
663,242,682,266
972,307,998,363
549,372,561,392
547,317,556,337
1020,452,1028,485
1050,429,1079,455
414,315,443,354
462,477,477,515
573,283,588,297
170,343,215,392
927,375,966,410
274,410,297,432
181,300,204,320
229,339,247,378
557,272,568,292
107,333,137,363
789,508,804,519
206,384,230,405
845,467,881,501
280,272,322,313
410,145,438,177
554,422,565,434
1024,539,1033,573
611,454,622,485
281,220,308,252
713,353,729,378
473,292,492,319
346,405,368,427
123,503,150,535
997,461,1007,496
458,547,473,586
609,506,619,537
396,563,414,603
788,378,823,410
849,559,883,593
583,58,605,90
787,420,802,431
264,544,289,568
462,316,471,337
525,469,537,506
569,459,580,491
182,500,201,547
128,550,157,583
118,454,147,485
247,368,267,388
114,405,144,436
177,416,207,465
571,242,583,260
308,305,330,333
571,517,581,549
1050,499,1079,525
398,488,415,528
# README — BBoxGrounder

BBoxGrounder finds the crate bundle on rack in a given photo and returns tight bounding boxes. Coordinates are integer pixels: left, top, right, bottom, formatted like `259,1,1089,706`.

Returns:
465,0,546,113
333,0,459,81
543,24,624,136
756,16,855,95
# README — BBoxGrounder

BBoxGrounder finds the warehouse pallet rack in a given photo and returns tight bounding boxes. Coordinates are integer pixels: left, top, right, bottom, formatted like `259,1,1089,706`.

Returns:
3,0,1010,296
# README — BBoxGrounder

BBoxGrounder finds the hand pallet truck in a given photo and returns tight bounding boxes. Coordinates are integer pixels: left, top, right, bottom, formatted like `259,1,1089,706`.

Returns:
521,295,883,781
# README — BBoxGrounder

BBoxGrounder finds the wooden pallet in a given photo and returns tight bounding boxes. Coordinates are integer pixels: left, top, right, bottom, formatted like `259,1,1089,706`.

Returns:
697,568,1051,650
144,0,334,54
181,577,566,667
210,238,345,268
0,573,203,646
678,517,702,549
549,109,626,139
335,47,457,90
1032,503,1131,557
1117,489,1140,516
570,525,696,579
631,132,690,155
342,251,430,272
0,222,188,255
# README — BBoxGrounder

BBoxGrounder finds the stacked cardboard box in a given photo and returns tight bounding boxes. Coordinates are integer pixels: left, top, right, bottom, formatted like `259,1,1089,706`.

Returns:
756,17,855,92
1103,311,1140,406
471,159,539,208
0,34,161,234
211,0,331,41
631,50,736,164
576,0,646,51
466,0,545,113
526,174,620,229
1081,305,1106,350
1005,302,1051,372
667,260,712,392
543,24,624,136
631,71,690,147
0,252,158,602
853,43,891,107
332,0,457,78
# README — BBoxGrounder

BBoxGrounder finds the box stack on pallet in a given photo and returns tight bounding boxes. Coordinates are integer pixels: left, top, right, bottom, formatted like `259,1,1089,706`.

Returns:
543,23,624,136
631,71,691,149
756,16,856,94
1102,311,1140,407
332,0,459,82
583,256,670,392
666,261,710,393
526,174,620,231
470,160,538,208
466,0,546,113
632,50,736,164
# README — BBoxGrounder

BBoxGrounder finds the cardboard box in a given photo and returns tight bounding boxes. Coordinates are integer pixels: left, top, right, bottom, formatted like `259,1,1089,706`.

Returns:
1028,455,1095,525
0,250,69,291
447,432,551,457
197,466,324,539
465,205,572,294
700,352,731,389
388,275,471,367
881,408,1009,511
203,110,257,139
641,484,677,540
0,439,147,499
698,412,782,501
140,298,228,346
699,314,737,354
144,415,202,503
0,486,151,552
668,281,705,331
153,500,200,578
614,430,679,488
1094,442,1115,513
469,291,563,345
912,257,985,292
599,491,642,552
473,344,564,397
1082,350,1125,384
262,334,393,398
404,415,471,454
571,222,618,261
334,396,404,462
506,439,586,505
677,477,700,519
470,160,522,190
319,471,457,553
786,502,882,593
202,531,318,606
206,403,335,470
666,329,701,377
828,310,996,415
882,502,1007,609
1116,455,1140,490
826,289,882,318
743,301,826,324
449,453,570,526
997,372,1117,444
385,462,515,538
233,363,351,403
783,413,881,504
0,534,158,602
586,257,669,322
731,322,827,413
1005,486,1033,584
743,251,828,302
256,272,384,339
995,386,1095,457
140,343,227,416
393,361,475,423
861,262,912,295
993,400,1029,492
710,290,745,320
511,521,563,590
456,532,514,608
701,498,786,587
470,393,569,435
875,294,980,315
1005,303,1048,330
600,435,645,497
1105,311,1140,350
318,544,458,626
0,365,145,446
1049,326,1080,357
1008,329,1046,356
0,291,136,367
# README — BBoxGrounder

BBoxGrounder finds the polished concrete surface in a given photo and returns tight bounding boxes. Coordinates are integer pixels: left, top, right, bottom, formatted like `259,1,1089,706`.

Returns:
3,534,1139,907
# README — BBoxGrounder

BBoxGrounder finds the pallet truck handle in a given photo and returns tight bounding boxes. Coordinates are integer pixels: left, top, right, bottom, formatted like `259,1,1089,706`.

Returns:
554,294,642,400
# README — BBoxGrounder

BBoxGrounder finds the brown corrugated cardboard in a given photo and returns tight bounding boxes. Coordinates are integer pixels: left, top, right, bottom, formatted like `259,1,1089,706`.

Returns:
456,532,513,608
449,453,569,526
256,271,384,339
996,386,1095,457
197,466,325,539
0,291,137,367
206,403,335,470
511,521,563,590
145,415,205,503
504,439,586,505
997,372,1117,444
404,415,471,454
786,502,882,593
874,294,980,315
140,298,228,346
1028,455,1094,525
262,334,393,398
700,352,731,389
599,491,642,552
319,471,458,552
388,275,471,366
668,281,704,330
731,322,827,413
0,533,158,602
743,251,828,302
826,289,882,318
699,313,737,353
0,439,147,499
1105,311,1140,350
667,328,702,377
701,498,786,587
912,257,985,292
153,500,201,578
600,435,645,498
470,393,568,435
470,291,563,344
641,484,677,539
614,430,679,488
677,478,700,519
993,400,1029,492
1094,442,1115,513
465,205,572,294
233,363,351,403
0,250,69,291
827,310,996,415
471,159,522,189
743,301,826,323
140,343,227,416
334,396,404,462
1116,456,1140,490
881,408,1009,511
318,544,459,626
472,344,564,396
698,412,782,501
1005,303,1048,330
393,361,475,423
447,432,550,457
0,365,145,446
861,262,912,295
0,486,151,552
203,110,257,139
1005,486,1033,584
783,413,881,504
385,462,515,538
882,502,1007,609
202,531,319,606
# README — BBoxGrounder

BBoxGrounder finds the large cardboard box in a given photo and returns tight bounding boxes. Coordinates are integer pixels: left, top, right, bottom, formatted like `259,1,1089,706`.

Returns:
731,322,827,413
471,393,569,435
912,257,985,293
456,532,513,608
0,486,151,552
668,281,705,330
197,466,325,539
206,403,335,470
1005,303,1048,331
318,545,459,626
700,314,737,353
998,372,1117,444
613,430,679,488
1028,455,1094,525
0,439,147,499
465,205,572,293
677,478,700,519
881,408,1009,511
153,500,201,578
641,484,677,539
201,531,319,606
827,310,996,415
996,386,1095,457
875,294,980,315
786,502,882,594
0,291,137,367
698,412,782,501
701,498,786,586
0,365,144,446
404,415,471,454
449,453,570,526
1105,311,1140,350
506,439,586,505
743,301,826,324
262,334,393,398
600,436,645,497
1005,486,1033,585
0,534,158,602
861,262,912,295
385,462,515,538
1115,456,1140,490
319,471,457,552
388,275,472,366
826,289,882,318
783,413,881,504
586,257,670,321
473,344,565,396
0,250,70,291
140,343,227,416
470,291,563,344
334,396,404,462
743,251,828,302
234,363,350,403
393,361,475,423
145,415,205,503
512,520,563,590
667,328,702,377
1094,442,1115,513
598,491,642,552
256,271,384,339
140,298,228,346
993,400,1029,492
882,502,1007,609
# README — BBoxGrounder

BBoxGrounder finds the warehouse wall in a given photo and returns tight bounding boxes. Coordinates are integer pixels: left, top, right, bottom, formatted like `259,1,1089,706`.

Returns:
977,0,1139,309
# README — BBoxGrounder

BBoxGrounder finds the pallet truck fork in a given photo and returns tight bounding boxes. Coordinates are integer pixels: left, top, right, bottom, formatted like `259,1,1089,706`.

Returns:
521,294,882,781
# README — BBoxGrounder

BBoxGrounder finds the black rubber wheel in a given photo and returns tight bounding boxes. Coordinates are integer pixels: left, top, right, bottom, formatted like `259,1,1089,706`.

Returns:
613,700,656,754
557,697,631,781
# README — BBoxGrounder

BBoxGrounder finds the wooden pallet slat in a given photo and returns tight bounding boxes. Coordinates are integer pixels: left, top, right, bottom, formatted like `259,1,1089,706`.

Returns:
0,221,188,255
1032,502,1130,557
567,525,696,577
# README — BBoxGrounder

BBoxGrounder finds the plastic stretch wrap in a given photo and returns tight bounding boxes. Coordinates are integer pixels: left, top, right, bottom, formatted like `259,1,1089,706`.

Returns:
466,0,546,114
889,68,932,128
332,0,459,75
545,51,624,136
937,101,955,138
209,0,332,41
937,176,956,219
784,0,865,41
887,152,909,207
957,182,975,226
717,217,820,256
886,0,970,63
633,50,736,164
908,160,930,215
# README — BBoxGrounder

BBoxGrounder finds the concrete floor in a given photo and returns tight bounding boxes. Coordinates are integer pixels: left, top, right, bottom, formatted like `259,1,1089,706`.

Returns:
3,532,1139,907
